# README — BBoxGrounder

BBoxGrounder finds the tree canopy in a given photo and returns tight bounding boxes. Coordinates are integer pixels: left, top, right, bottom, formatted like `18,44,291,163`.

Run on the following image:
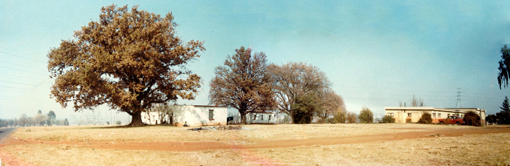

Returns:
47,4,204,126
498,45,510,89
500,96,510,112
209,46,275,124
268,62,342,123
464,111,481,126
291,92,320,124
359,107,373,123
316,89,345,123
47,110,56,126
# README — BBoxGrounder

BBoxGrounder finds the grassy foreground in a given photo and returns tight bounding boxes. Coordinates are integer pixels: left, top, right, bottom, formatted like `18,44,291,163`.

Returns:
1,124,510,165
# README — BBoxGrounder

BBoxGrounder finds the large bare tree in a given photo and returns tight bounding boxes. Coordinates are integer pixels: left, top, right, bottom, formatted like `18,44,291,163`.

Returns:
209,46,275,123
48,5,204,126
268,62,331,122
317,89,345,123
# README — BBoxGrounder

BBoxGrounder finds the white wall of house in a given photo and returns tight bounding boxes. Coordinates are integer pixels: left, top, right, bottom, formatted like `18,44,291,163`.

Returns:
142,105,227,126
246,112,277,124
142,112,165,125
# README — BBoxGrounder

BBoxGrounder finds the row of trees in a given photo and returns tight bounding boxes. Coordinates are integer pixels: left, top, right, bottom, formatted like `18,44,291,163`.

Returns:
209,47,349,124
486,96,510,124
0,110,69,127
43,4,510,127
45,4,353,126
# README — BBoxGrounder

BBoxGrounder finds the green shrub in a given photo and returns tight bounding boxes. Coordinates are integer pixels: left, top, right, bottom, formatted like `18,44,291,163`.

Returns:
333,111,347,123
358,107,373,123
418,113,432,124
382,115,395,123
464,111,481,126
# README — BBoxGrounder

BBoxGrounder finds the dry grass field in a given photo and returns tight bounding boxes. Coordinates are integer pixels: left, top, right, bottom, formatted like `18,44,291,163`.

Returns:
1,124,510,166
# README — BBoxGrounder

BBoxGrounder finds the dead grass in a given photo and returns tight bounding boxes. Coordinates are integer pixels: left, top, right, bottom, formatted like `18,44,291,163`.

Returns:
3,124,509,166
251,133,510,166
10,124,467,144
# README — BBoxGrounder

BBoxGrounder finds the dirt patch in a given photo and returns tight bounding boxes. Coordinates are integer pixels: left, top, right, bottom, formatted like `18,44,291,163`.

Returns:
7,126,510,152
390,127,429,130
189,125,251,131
4,125,510,166
0,143,36,166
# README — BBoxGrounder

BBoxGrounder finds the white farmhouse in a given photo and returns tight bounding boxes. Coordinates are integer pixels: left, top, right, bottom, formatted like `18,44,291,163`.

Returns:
142,105,228,127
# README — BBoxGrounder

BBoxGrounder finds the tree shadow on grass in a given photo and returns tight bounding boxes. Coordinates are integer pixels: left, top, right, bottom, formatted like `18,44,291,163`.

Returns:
78,124,176,130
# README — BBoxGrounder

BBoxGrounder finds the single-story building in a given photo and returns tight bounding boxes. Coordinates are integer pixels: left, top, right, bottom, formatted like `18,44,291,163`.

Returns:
246,111,277,124
384,107,486,124
142,105,228,127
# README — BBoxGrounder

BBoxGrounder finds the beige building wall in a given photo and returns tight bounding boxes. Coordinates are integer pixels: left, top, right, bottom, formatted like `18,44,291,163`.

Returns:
384,107,486,124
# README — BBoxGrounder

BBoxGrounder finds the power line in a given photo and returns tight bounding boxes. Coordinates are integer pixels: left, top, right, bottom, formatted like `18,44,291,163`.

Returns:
0,51,47,65
0,65,48,75
0,80,44,86
0,57,46,68
0,74,48,83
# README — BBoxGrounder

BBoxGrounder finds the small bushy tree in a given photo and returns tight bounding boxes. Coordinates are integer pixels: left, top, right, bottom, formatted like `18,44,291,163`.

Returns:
418,112,432,124
486,114,497,124
47,110,56,126
464,111,481,126
346,112,357,123
358,107,373,123
291,93,320,124
382,115,395,123
333,111,347,123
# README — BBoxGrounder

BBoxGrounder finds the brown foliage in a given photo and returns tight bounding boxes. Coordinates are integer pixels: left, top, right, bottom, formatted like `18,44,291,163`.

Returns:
47,4,204,126
346,112,357,123
418,112,432,124
464,111,481,126
317,90,346,123
209,46,275,123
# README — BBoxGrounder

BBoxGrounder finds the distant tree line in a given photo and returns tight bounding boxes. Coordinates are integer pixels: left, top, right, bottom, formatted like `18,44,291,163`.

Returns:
0,110,69,127
486,96,510,124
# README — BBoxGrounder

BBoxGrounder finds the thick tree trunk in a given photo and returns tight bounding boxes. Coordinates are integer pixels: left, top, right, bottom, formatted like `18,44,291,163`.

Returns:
240,111,247,124
128,111,145,127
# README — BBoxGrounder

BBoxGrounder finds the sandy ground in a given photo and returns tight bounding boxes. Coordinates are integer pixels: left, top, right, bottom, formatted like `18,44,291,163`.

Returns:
1,124,510,165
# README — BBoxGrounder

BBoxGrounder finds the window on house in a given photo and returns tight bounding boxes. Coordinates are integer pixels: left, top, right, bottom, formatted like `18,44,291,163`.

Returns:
408,113,412,117
260,115,264,121
209,109,214,120
438,113,441,117
269,115,272,121
253,114,257,120
432,113,436,118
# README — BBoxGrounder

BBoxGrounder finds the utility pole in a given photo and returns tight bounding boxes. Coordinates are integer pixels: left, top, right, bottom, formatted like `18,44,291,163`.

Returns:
456,88,462,108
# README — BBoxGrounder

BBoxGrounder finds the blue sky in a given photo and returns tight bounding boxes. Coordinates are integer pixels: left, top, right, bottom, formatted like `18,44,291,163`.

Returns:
1,0,510,124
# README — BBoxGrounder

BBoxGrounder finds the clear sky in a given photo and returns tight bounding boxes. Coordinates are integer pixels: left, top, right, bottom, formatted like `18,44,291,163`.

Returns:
1,0,510,124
